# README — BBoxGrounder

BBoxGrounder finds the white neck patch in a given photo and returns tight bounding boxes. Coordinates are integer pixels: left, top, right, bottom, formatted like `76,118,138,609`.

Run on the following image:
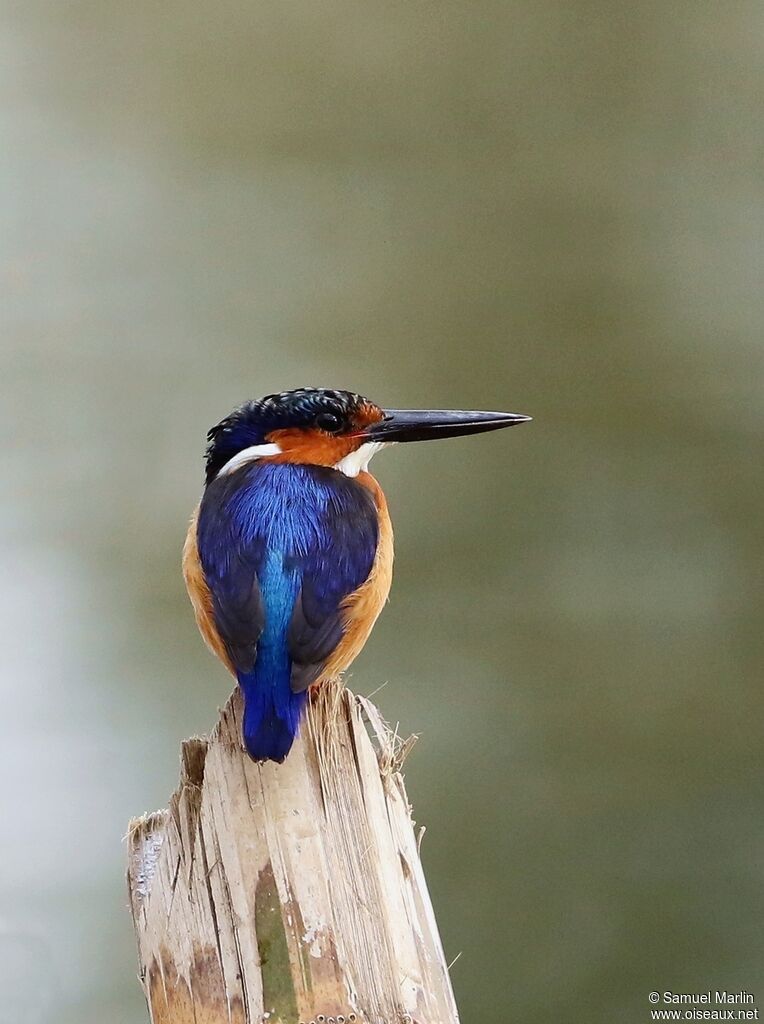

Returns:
334,441,386,478
216,443,282,478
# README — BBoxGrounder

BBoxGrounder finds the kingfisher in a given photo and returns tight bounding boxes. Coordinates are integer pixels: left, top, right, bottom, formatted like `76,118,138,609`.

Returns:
183,388,530,763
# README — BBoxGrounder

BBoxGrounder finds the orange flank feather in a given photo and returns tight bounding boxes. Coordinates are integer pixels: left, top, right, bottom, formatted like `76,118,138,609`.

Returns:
319,471,394,684
182,506,234,674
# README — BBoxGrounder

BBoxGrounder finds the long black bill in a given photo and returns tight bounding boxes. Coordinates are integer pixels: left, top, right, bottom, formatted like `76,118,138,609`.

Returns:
365,408,532,443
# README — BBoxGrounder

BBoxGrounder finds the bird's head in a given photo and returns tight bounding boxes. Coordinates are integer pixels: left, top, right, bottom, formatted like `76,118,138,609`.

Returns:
205,387,530,484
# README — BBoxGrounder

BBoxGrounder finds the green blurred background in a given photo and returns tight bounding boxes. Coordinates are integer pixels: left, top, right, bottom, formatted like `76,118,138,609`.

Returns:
2,2,763,1022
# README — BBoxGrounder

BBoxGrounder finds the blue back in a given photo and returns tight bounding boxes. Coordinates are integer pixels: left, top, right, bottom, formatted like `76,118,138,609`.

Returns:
197,462,378,761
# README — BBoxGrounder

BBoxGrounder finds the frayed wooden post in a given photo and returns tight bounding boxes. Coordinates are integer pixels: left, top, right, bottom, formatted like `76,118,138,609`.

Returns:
126,684,460,1024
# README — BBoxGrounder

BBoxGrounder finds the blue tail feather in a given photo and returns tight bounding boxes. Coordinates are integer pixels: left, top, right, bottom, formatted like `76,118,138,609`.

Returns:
238,667,307,764
236,545,307,763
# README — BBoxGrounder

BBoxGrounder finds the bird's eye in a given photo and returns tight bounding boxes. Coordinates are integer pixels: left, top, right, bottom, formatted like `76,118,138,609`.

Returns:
315,411,343,433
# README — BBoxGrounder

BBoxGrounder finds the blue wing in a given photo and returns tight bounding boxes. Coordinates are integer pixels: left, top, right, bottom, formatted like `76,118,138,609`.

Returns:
196,462,378,761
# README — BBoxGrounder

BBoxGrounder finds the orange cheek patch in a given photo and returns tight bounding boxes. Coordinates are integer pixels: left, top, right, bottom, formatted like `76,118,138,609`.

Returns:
266,428,359,467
